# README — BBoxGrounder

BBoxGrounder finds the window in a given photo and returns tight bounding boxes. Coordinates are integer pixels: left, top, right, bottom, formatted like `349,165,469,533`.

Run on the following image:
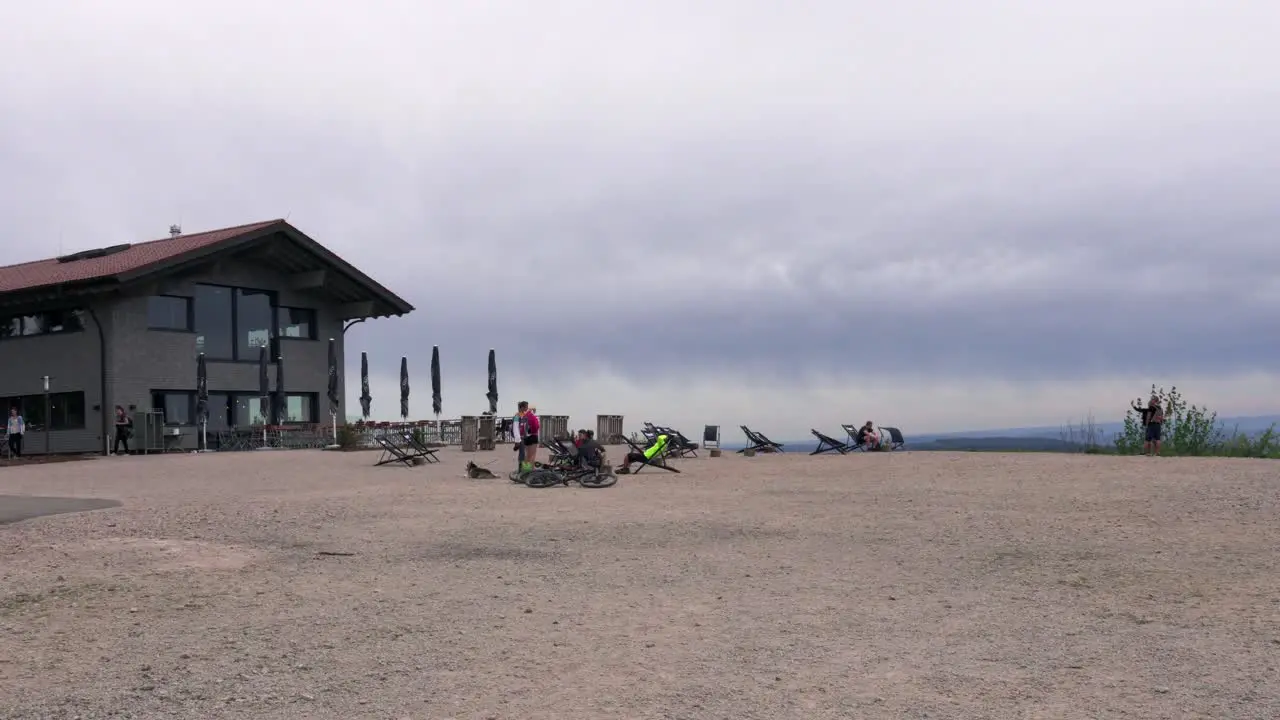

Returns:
19,314,43,335
49,392,85,430
45,310,84,334
192,284,280,361
0,309,85,339
0,392,85,430
235,288,275,359
283,393,316,423
231,392,270,426
151,391,194,425
147,296,192,330
278,307,316,339
206,392,230,431
193,285,234,359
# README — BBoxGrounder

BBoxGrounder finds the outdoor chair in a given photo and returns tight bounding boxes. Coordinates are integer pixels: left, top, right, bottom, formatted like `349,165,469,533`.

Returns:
399,431,442,463
617,435,680,475
665,428,699,458
541,437,576,467
739,426,784,453
881,426,906,450
703,425,720,451
374,434,418,467
810,429,851,455
842,424,905,451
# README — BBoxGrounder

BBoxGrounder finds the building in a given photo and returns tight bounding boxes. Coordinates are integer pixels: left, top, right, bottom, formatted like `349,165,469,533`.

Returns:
0,220,413,454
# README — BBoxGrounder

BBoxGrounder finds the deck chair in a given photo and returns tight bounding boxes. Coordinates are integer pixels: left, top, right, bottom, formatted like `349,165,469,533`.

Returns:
617,435,680,474
541,437,576,467
739,426,784,453
374,434,417,467
703,425,720,451
399,431,442,463
652,424,698,458
881,426,906,450
810,429,851,455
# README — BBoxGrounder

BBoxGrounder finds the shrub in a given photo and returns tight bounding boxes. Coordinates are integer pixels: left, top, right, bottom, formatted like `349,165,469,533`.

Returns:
1113,385,1279,458
335,424,360,450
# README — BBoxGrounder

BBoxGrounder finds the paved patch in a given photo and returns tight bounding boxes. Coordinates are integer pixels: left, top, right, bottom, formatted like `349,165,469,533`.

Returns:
0,495,121,525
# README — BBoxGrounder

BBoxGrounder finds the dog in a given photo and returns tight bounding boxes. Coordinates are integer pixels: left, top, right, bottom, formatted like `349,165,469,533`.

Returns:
465,461,499,479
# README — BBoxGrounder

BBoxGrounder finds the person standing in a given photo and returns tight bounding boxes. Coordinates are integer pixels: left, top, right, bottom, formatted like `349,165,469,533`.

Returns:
6,407,24,457
1132,395,1165,456
113,406,133,456
516,401,541,474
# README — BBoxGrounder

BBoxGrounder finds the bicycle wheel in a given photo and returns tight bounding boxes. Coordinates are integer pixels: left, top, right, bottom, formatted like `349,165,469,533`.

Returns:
578,468,617,488
523,469,564,488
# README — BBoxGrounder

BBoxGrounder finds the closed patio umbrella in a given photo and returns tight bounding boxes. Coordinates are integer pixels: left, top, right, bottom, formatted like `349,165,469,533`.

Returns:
258,346,270,447
359,352,372,419
431,345,442,441
196,352,209,451
274,351,286,427
486,348,498,415
399,356,409,421
327,338,340,444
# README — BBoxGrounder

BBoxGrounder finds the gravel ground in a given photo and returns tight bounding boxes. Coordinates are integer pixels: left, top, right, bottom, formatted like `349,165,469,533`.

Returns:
1,448,1277,719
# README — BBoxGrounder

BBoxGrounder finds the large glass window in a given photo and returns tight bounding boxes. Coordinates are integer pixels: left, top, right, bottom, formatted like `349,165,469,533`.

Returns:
283,394,315,423
0,392,85,430
21,395,46,430
193,285,234,359
236,289,275,359
147,296,192,330
49,392,86,430
151,391,193,425
278,307,316,339
45,310,84,334
204,393,230,430
231,393,270,426
0,309,85,339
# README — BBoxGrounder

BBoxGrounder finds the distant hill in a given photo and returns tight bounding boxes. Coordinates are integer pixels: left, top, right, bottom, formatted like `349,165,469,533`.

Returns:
921,414,1280,442
907,436,1088,453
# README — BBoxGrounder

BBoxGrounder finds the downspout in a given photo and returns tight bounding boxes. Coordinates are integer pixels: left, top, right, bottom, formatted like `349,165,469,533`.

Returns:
86,306,110,456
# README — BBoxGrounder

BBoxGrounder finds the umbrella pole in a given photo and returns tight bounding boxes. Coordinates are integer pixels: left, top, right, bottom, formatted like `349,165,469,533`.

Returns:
331,411,337,444
201,420,207,452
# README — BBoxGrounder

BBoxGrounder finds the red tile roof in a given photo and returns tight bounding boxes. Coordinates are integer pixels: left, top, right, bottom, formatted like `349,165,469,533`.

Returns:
0,219,284,294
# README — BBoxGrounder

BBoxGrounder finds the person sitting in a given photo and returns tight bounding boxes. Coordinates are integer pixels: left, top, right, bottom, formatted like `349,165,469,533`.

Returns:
858,421,879,450
573,429,604,468
616,433,667,473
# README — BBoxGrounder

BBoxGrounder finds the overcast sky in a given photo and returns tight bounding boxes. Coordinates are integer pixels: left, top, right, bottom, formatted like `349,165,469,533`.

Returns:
2,1,1278,437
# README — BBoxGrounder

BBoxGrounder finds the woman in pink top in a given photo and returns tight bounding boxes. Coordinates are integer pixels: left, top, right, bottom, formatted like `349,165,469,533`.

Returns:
517,401,540,472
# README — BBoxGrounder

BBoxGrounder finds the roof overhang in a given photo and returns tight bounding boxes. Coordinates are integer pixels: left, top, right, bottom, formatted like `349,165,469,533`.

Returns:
123,223,415,319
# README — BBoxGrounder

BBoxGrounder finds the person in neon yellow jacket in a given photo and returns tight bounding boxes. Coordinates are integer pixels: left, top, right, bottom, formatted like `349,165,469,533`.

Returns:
616,433,667,473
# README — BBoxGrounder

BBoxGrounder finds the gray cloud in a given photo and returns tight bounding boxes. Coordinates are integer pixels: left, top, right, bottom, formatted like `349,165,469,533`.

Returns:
2,1,1279,410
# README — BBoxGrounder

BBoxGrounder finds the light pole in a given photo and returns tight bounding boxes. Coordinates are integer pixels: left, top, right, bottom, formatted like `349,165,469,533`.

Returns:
41,375,50,454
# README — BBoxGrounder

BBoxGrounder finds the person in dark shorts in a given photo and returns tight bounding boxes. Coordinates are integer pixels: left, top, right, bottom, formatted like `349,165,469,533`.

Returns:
1132,395,1165,455
514,401,540,473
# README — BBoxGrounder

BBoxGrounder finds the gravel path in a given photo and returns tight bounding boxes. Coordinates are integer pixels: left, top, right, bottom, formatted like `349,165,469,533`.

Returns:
1,448,1277,719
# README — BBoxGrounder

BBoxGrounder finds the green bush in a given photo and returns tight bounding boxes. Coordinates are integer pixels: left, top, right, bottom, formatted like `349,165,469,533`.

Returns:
1113,384,1279,458
335,424,360,450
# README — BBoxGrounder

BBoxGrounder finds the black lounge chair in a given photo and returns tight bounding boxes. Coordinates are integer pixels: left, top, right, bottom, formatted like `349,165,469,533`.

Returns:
374,435,417,467
399,430,442,463
703,425,720,451
739,426,784,453
810,429,851,455
882,427,906,450
541,437,581,468
616,435,680,475
841,424,905,451
647,423,698,458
